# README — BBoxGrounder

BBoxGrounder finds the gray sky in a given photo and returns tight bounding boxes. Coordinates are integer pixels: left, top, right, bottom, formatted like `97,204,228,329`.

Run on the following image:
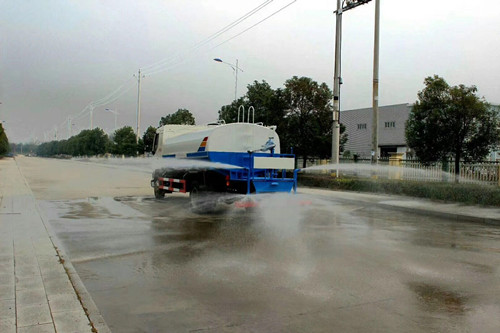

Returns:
1,0,500,143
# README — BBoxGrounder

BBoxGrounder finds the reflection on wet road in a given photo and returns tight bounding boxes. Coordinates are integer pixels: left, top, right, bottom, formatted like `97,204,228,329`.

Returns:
41,194,500,332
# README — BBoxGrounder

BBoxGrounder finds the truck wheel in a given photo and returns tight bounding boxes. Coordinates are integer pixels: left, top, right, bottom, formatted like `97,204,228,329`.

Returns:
154,187,165,199
190,182,214,213
153,178,165,199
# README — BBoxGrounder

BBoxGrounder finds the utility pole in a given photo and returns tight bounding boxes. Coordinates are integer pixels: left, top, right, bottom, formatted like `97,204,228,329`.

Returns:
89,105,94,130
371,0,380,163
331,0,343,165
234,59,239,101
332,0,372,165
135,69,145,143
67,117,72,138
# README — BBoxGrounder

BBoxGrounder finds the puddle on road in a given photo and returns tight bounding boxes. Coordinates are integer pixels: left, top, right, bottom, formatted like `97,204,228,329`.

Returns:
59,196,147,220
408,282,468,314
61,201,117,219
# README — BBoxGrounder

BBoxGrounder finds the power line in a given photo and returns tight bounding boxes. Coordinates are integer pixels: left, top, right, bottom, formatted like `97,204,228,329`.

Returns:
213,0,298,49
142,0,274,75
143,0,298,77
44,0,297,140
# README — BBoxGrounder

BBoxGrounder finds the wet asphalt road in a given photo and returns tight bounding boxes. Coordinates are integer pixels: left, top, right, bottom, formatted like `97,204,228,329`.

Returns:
16,157,500,332
39,193,500,332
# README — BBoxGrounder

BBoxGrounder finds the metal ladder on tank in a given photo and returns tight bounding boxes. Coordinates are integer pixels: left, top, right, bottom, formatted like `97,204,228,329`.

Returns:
238,105,258,124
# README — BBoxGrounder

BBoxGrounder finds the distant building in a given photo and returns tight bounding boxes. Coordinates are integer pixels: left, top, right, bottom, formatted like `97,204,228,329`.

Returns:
341,103,412,159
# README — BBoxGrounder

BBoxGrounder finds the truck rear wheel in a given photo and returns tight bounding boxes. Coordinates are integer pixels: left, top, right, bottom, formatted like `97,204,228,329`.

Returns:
190,182,216,213
154,187,165,199
153,177,165,199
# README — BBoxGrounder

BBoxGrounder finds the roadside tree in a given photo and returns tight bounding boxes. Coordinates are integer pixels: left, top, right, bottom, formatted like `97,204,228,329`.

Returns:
142,126,157,153
77,128,109,156
282,76,333,167
219,81,286,126
218,97,246,124
0,123,9,156
112,126,137,156
159,109,195,126
406,75,500,179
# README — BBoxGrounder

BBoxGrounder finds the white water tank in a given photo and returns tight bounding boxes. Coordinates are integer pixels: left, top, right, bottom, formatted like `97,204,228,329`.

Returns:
156,123,280,156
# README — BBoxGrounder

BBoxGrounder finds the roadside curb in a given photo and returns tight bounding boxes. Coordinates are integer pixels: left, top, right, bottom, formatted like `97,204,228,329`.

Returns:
16,158,112,333
376,202,500,226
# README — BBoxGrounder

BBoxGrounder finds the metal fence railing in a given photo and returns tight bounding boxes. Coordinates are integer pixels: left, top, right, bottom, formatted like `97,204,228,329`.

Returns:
303,158,500,185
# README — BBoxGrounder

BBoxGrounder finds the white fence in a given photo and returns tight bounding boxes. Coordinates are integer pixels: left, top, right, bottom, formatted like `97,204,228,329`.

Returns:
304,158,500,185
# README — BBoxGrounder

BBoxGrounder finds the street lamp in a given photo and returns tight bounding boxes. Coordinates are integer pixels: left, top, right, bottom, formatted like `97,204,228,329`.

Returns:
105,108,119,132
213,58,243,102
331,0,373,165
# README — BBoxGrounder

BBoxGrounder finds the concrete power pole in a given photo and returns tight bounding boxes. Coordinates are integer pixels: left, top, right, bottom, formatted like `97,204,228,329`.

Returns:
371,0,380,163
135,69,144,143
331,0,373,165
234,59,239,102
89,105,94,130
331,0,343,165
67,117,72,138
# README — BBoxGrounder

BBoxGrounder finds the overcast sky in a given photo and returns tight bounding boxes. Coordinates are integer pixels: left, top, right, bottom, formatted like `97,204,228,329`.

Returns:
1,0,500,143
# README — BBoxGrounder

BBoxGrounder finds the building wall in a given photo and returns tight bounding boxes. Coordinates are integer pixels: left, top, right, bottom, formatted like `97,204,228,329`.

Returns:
341,103,412,158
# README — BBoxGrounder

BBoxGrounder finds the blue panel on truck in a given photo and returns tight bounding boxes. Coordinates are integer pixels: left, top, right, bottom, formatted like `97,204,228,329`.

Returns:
253,179,295,194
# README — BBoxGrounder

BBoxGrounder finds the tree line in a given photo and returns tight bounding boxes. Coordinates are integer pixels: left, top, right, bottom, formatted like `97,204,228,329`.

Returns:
12,74,497,175
35,126,158,157
25,75,346,165
0,123,9,156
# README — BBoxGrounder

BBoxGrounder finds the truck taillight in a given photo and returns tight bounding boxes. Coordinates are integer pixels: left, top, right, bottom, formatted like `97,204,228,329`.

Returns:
225,175,230,187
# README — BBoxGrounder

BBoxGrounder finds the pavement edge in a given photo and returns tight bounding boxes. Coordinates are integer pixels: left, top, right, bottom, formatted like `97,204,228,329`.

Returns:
15,159,112,333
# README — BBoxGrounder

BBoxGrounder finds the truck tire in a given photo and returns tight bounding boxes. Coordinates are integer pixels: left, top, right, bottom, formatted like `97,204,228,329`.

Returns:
190,182,215,213
154,186,165,199
153,177,165,199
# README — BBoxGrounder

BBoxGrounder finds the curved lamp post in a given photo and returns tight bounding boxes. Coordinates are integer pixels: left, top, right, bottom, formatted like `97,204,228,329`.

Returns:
213,58,243,102
105,108,119,132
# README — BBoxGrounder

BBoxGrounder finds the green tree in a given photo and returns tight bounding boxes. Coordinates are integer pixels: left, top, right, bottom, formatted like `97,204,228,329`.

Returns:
142,126,157,153
11,142,38,155
112,126,137,156
76,128,109,156
35,128,109,157
218,97,246,124
0,123,9,156
159,108,195,126
282,76,333,167
406,75,500,179
137,138,144,155
219,81,286,126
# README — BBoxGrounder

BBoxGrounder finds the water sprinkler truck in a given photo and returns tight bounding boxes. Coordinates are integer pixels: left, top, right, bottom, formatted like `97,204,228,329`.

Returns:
151,110,298,211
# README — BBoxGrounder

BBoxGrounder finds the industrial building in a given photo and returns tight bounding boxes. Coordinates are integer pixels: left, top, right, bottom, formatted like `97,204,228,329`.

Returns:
341,103,412,159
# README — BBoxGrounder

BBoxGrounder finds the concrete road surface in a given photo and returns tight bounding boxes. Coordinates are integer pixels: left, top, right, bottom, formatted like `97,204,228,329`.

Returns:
15,156,500,332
